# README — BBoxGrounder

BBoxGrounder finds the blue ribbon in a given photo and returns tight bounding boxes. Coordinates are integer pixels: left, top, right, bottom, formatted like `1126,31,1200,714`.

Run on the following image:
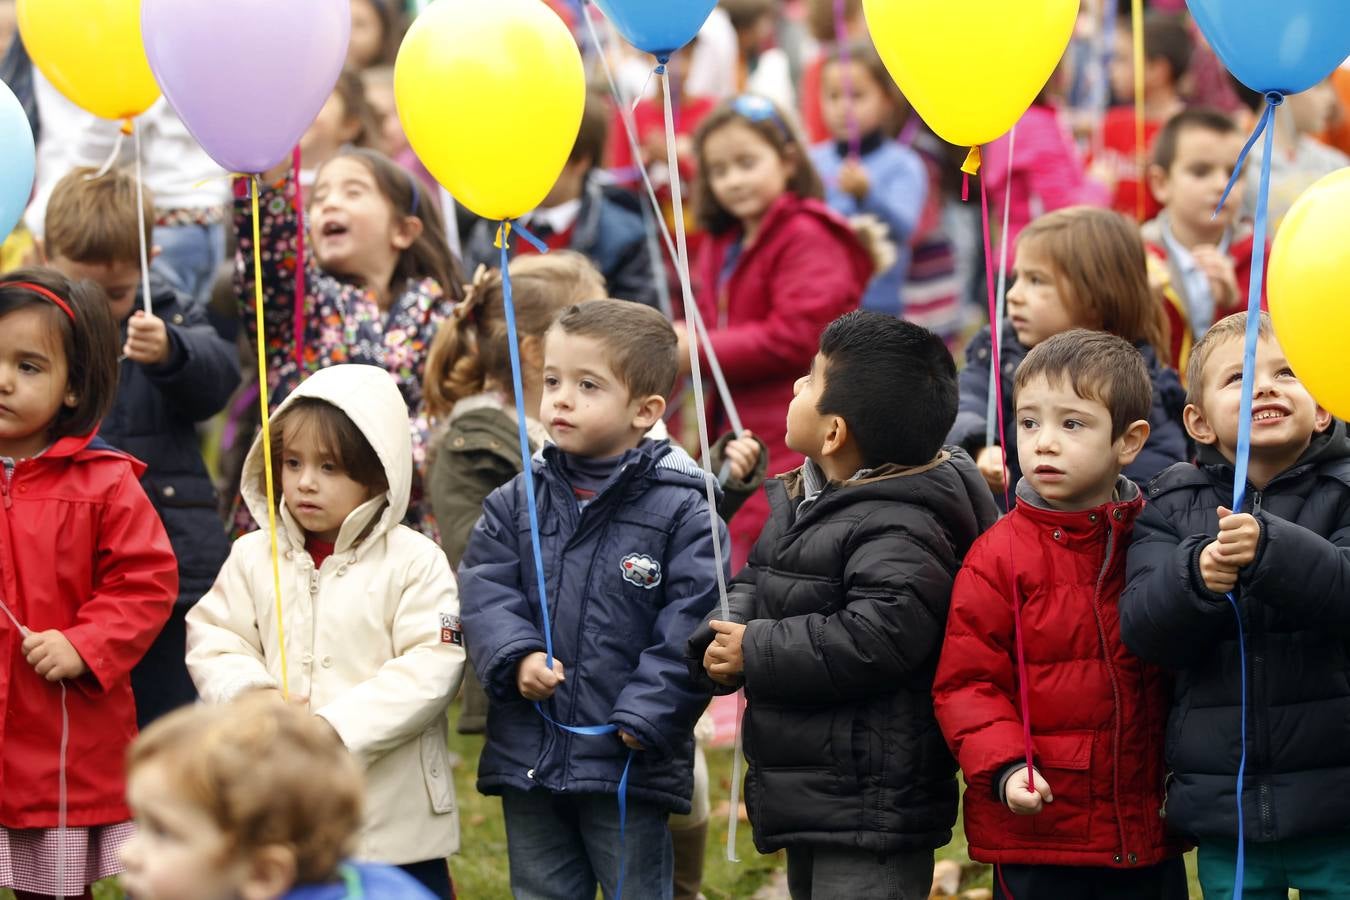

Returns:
1217,90,1280,900
497,220,632,898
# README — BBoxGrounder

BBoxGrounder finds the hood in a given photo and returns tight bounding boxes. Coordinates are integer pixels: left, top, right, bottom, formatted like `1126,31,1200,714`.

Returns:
1195,417,1350,475
241,365,412,551
537,437,722,501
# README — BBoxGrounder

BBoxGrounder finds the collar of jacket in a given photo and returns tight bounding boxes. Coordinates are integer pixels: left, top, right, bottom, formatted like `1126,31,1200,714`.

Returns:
780,450,952,502
1013,476,1144,545
1181,418,1350,491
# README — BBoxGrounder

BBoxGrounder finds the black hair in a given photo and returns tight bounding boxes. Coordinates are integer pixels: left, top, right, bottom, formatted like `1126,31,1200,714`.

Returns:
817,311,957,467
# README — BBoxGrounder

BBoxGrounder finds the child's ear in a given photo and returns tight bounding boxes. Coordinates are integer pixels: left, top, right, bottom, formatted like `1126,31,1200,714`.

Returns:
392,215,424,251
1147,164,1171,206
820,414,848,459
1115,418,1152,468
1183,402,1218,446
64,389,79,410
631,393,667,432
1314,405,1334,434
237,845,297,900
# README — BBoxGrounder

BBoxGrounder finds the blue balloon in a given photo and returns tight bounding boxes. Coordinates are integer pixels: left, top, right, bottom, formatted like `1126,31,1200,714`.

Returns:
0,81,35,245
1187,0,1350,95
590,0,717,58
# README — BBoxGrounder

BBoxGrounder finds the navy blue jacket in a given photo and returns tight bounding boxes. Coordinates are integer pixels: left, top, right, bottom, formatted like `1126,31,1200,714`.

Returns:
949,325,1189,504
1121,424,1350,843
458,440,728,813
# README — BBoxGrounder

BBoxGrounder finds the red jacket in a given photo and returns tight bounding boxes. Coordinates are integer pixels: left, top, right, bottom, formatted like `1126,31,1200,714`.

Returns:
933,483,1182,868
693,193,872,566
0,433,177,828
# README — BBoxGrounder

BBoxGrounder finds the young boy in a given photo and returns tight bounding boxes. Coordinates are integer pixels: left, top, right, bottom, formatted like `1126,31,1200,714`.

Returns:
464,92,661,310
1121,313,1350,898
691,310,999,899
44,166,240,726
122,696,440,899
933,330,1187,899
458,300,727,900
1141,108,1267,372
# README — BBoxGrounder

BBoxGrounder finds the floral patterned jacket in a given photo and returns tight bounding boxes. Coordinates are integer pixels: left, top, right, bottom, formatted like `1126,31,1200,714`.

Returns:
235,173,457,535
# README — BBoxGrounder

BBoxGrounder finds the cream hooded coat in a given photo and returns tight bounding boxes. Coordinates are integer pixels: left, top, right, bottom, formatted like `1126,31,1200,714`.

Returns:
186,365,464,864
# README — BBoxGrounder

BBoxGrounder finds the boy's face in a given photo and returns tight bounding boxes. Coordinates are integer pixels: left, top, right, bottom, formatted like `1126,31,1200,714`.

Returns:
541,329,664,459
785,352,835,460
1015,374,1149,511
1185,333,1331,468
1149,126,1245,237
48,255,140,323
280,428,375,543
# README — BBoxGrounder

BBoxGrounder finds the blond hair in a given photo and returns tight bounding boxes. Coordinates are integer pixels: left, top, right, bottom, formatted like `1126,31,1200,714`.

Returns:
423,252,606,419
128,696,363,883
45,167,154,265
1185,311,1273,408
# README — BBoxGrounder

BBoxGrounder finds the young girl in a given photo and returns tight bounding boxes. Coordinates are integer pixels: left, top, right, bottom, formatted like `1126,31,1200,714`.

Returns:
809,40,928,317
185,364,465,899
236,146,465,536
686,93,875,567
0,271,178,899
948,207,1188,502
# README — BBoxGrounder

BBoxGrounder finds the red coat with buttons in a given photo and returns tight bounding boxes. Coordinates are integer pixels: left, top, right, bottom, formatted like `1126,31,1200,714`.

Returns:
0,433,177,828
933,482,1183,868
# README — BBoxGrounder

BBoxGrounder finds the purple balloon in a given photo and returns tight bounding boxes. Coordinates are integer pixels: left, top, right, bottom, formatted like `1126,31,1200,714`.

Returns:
142,0,350,174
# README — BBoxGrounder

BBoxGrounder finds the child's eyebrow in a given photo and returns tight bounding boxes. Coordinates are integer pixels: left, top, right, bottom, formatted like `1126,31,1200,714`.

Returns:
16,349,52,365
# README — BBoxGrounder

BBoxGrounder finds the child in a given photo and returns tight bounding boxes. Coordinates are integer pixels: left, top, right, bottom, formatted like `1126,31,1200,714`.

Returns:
1098,13,1192,220
950,207,1188,502
299,69,381,183
236,146,465,536
799,0,866,144
810,39,928,318
44,167,241,727
348,0,400,71
0,271,178,899
185,364,466,899
685,93,876,567
722,0,795,111
1142,108,1265,372
1121,313,1350,898
463,92,661,310
691,310,999,899
458,300,728,900
934,330,1188,899
122,696,440,899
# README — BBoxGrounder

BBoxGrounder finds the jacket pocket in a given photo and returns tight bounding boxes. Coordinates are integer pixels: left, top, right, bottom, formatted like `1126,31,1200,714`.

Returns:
1030,730,1093,844
420,727,455,814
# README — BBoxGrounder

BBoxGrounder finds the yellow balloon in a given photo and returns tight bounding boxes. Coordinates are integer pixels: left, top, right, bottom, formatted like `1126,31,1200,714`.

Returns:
863,0,1079,150
1268,167,1350,421
395,0,586,222
17,0,160,121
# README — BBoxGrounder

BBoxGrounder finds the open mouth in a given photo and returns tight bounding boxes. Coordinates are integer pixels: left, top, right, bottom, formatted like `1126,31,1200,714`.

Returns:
319,221,349,238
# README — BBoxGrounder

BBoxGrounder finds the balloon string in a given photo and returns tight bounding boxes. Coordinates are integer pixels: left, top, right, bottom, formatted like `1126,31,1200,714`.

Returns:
985,124,1017,450
1215,94,1282,219
292,145,308,372
85,129,125,181
725,688,747,862
252,178,289,700
1132,0,1146,221
132,122,154,317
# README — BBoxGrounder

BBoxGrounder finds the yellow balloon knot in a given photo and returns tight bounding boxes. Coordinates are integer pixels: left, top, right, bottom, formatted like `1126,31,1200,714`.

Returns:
120,118,135,137
961,146,982,177
494,221,513,251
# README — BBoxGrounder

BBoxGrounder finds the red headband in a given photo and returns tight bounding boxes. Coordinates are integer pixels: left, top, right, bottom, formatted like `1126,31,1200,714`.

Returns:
0,282,75,322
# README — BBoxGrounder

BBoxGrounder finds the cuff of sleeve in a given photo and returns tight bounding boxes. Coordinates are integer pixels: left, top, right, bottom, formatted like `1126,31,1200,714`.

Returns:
144,327,189,378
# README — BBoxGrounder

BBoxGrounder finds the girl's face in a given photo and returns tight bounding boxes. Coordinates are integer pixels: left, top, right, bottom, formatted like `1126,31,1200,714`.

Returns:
1006,242,1078,349
347,0,386,70
820,60,893,142
0,306,76,460
703,121,796,236
280,427,375,543
310,157,418,285
300,91,361,172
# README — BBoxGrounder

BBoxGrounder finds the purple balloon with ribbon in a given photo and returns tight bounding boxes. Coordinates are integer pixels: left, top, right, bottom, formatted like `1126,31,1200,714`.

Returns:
589,0,717,58
141,0,350,174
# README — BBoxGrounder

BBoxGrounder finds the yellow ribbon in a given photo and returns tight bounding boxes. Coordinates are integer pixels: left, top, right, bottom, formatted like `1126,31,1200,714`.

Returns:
961,145,983,177
1132,0,1147,221
250,178,290,700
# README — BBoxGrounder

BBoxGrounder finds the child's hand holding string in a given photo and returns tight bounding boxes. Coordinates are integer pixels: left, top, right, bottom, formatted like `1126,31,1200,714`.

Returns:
124,311,171,366
22,630,88,682
704,620,746,687
724,431,761,483
517,651,565,701
838,158,871,200
1004,766,1054,816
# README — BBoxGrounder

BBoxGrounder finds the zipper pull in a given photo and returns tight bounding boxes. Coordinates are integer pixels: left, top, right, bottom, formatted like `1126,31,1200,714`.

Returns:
1252,490,1263,515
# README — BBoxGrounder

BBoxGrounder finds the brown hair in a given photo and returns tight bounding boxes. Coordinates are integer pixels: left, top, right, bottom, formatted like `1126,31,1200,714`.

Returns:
323,148,465,301
1143,13,1195,87
1185,311,1273,408
806,0,861,42
0,269,120,441
1014,329,1153,440
551,299,678,400
1017,206,1172,366
423,253,606,419
721,0,775,33
819,39,908,137
128,695,363,884
693,95,825,234
45,167,154,266
267,397,389,501
332,68,382,152
572,90,611,171
1152,107,1239,172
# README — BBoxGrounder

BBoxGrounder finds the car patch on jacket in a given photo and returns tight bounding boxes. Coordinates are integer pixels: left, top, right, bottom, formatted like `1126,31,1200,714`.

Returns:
440,613,464,646
620,554,662,589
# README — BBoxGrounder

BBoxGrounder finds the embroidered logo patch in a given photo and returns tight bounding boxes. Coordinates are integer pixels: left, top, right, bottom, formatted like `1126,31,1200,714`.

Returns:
440,613,464,646
620,554,662,590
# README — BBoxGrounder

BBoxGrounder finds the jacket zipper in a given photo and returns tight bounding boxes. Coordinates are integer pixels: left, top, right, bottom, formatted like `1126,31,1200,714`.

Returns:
0,458,14,509
1090,518,1130,863
1245,488,1273,838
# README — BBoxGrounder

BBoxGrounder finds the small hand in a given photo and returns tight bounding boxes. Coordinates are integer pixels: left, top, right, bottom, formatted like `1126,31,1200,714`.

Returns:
838,158,871,200
1191,246,1238,308
124,311,171,366
1214,507,1260,569
619,730,645,751
22,630,88,682
1200,540,1240,594
976,446,1007,494
1005,766,1054,816
723,431,761,483
674,323,692,378
703,620,746,681
517,651,566,701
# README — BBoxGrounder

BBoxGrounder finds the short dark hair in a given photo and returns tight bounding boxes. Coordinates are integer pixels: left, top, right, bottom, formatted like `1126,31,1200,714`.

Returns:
1152,107,1239,172
0,268,120,442
816,311,957,467
268,398,389,501
1014,330,1152,440
1143,14,1194,86
571,90,610,171
551,300,678,400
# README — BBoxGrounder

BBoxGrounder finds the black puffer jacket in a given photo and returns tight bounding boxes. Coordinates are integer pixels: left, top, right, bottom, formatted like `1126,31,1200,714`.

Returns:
1121,423,1350,843
689,449,999,854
